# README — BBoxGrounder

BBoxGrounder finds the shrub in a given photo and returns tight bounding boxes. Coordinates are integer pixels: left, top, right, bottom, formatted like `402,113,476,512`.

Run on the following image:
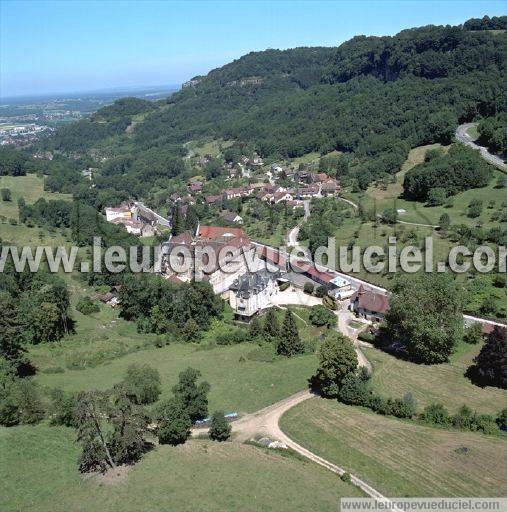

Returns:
309,305,336,327
420,403,449,425
451,405,474,430
1,188,11,201
463,323,484,344
49,388,77,427
208,411,232,441
75,296,100,315
493,274,506,288
303,282,314,295
215,328,249,345
323,295,337,310
122,364,161,405
496,408,507,430
315,285,327,298
279,281,290,292
358,331,375,343
473,413,498,435
338,374,372,406
340,472,351,483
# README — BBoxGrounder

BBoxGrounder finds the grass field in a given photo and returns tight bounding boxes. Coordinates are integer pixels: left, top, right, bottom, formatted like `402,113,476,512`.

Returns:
281,399,507,497
345,143,506,228
0,174,72,221
0,425,362,512
34,340,318,414
365,345,507,415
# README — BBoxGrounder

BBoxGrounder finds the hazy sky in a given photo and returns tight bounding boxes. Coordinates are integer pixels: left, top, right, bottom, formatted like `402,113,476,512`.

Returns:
1,0,505,97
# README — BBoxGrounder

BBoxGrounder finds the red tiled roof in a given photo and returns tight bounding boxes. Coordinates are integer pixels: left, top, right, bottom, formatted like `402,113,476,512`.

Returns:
198,225,246,240
351,288,390,315
292,260,334,283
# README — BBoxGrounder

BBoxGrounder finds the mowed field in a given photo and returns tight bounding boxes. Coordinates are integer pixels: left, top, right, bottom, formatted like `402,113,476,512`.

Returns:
0,425,362,512
34,341,318,414
0,173,72,220
365,345,507,415
281,399,507,497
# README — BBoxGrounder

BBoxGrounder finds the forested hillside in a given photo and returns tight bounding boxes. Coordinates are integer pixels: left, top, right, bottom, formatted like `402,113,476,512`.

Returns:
32,17,506,203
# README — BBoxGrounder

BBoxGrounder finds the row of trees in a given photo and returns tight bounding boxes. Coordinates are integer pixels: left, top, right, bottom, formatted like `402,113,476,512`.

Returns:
249,308,305,357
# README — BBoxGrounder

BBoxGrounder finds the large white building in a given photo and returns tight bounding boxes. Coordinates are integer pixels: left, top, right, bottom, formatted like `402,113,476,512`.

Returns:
229,269,280,319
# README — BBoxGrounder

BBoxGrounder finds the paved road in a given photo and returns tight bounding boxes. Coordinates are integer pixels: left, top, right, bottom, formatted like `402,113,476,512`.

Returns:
456,123,507,171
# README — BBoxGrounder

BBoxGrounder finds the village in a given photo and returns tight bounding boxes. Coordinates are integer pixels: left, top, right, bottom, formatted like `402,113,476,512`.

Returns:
99,148,385,324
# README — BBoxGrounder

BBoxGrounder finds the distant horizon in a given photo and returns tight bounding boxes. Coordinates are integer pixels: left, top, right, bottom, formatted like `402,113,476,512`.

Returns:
1,1,506,97
0,83,181,103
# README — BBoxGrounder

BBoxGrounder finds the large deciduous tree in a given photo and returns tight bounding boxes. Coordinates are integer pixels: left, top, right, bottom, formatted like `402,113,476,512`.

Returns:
172,367,210,423
385,273,463,363
311,332,358,398
472,326,507,389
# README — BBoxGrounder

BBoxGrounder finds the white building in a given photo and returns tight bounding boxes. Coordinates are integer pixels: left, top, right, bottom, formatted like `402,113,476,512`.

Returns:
327,276,354,300
229,270,280,319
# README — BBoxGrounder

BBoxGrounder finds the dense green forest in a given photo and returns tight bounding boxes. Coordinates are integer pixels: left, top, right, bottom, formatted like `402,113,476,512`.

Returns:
28,18,503,205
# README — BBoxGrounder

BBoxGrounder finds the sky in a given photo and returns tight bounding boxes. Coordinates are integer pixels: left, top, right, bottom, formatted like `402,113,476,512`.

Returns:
1,0,505,98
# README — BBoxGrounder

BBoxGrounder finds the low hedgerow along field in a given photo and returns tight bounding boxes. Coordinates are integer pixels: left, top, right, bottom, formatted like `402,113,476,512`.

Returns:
280,399,507,498
0,425,363,512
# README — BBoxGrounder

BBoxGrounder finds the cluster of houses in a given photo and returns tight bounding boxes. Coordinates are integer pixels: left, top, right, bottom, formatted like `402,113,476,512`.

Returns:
105,201,170,236
159,221,390,322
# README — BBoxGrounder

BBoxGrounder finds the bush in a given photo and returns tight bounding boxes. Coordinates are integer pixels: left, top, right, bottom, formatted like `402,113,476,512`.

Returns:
303,282,314,295
420,403,449,425
496,408,507,430
358,331,375,343
279,281,290,292
340,472,351,483
1,188,12,201
75,296,100,315
309,305,336,327
122,364,161,405
338,374,372,406
49,388,77,427
215,328,249,345
208,411,232,441
315,285,327,298
322,295,337,310
463,323,483,344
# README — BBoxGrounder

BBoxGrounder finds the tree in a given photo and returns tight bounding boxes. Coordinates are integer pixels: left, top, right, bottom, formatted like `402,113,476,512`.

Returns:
108,386,150,465
49,388,77,427
385,273,463,363
76,296,100,315
157,397,191,445
427,187,446,206
263,308,279,340
438,213,450,231
309,305,337,328
463,323,483,345
171,205,185,236
208,411,231,441
1,188,11,201
467,199,483,218
172,367,210,422
122,364,161,405
0,292,27,373
315,285,327,298
311,332,358,397
381,208,398,225
75,391,116,472
472,326,507,388
248,316,263,339
277,309,304,356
